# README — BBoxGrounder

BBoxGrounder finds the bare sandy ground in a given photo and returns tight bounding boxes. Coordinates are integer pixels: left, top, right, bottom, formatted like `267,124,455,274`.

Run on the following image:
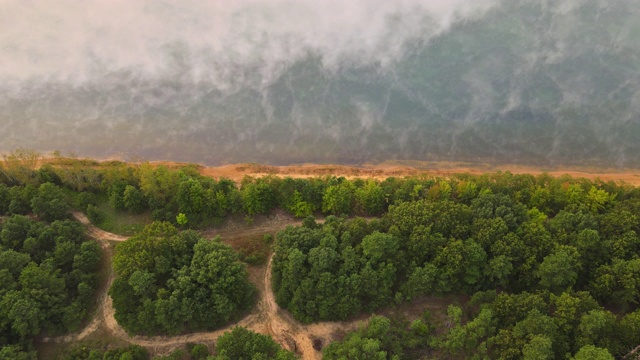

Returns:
43,212,360,359
36,155,640,184
197,161,640,185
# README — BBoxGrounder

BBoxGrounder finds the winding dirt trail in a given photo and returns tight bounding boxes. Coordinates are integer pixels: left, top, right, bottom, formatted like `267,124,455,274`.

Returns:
43,212,361,359
71,212,128,242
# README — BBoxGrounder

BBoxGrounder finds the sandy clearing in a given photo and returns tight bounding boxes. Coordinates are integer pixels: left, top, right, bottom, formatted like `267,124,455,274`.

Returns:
197,161,640,185
38,155,640,184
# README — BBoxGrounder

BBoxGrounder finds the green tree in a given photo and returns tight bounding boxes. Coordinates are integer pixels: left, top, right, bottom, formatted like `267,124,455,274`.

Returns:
323,333,386,360
242,181,275,216
585,186,614,213
112,221,187,279
571,345,614,360
1,291,43,338
323,314,435,360
109,182,127,210
9,185,37,215
168,238,255,330
537,246,580,293
576,310,618,354
0,345,36,360
590,259,640,308
288,190,313,218
190,344,210,359
522,335,554,360
0,215,34,249
355,180,385,216
73,241,100,273
177,178,205,219
138,164,181,205
322,181,355,215
123,185,146,213
360,232,399,264
444,308,495,355
619,310,640,354
176,213,188,226
86,204,103,224
30,183,69,222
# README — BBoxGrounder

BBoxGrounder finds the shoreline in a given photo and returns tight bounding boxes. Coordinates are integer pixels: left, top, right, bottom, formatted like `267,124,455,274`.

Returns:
12,152,640,185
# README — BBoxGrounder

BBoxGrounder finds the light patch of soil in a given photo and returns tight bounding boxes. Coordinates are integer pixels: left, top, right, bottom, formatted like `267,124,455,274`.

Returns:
198,161,640,185
73,211,128,241
29,156,640,185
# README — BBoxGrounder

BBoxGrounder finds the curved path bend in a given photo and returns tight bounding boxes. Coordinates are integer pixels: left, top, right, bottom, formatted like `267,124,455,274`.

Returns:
44,212,361,359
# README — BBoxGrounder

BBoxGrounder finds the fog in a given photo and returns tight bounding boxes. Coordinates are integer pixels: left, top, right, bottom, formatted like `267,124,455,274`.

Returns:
0,0,494,86
1,0,640,167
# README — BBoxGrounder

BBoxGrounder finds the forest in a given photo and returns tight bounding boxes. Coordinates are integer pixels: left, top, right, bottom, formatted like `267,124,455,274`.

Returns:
0,149,639,359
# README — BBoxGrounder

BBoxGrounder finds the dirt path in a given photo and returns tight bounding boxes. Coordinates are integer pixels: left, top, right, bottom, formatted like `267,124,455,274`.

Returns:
71,211,128,242
625,344,640,360
44,212,361,359
42,212,125,344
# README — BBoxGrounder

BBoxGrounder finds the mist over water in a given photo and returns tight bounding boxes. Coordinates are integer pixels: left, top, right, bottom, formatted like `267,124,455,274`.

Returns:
2,0,640,166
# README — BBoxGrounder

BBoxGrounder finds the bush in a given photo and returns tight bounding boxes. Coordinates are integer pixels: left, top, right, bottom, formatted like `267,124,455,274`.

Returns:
86,204,103,224
190,344,210,359
214,327,295,360
237,235,270,265
263,234,273,244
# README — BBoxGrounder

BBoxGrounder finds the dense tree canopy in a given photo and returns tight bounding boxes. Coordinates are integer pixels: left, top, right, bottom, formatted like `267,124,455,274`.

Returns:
0,215,100,357
269,172,640,358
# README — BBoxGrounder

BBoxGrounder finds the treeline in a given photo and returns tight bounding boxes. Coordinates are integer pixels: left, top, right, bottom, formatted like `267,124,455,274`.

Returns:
110,222,255,335
0,150,491,228
97,165,398,225
0,151,101,358
0,182,71,222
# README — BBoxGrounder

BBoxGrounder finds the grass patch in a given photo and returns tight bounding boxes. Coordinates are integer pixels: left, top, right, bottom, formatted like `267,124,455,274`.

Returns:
238,234,273,265
92,196,152,236
222,233,273,266
37,327,132,360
